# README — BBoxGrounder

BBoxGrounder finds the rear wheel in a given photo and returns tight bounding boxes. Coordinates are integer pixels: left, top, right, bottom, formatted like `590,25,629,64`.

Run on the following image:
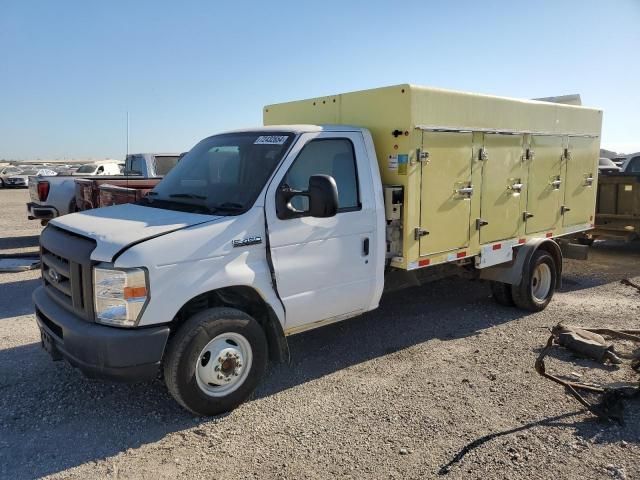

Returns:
511,250,557,312
490,281,515,306
163,307,268,416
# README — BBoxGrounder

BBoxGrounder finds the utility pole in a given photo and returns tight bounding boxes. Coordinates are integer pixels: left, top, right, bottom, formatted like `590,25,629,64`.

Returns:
126,111,130,157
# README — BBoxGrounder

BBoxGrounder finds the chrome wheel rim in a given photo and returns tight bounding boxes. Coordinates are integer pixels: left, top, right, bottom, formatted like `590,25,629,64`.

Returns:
531,263,552,302
195,332,253,397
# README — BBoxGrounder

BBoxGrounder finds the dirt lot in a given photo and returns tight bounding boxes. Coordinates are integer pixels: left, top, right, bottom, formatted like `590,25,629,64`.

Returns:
0,187,639,480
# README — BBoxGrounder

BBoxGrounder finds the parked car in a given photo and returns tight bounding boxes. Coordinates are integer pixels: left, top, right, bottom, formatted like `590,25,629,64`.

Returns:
0,166,24,187
4,168,57,188
34,84,600,416
72,161,123,176
598,157,621,174
617,152,640,174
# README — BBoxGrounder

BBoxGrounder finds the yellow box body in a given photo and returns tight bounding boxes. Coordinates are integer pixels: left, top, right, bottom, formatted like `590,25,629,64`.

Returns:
264,84,602,270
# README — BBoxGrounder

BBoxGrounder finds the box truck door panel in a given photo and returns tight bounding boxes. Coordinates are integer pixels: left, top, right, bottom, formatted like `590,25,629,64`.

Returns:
479,134,524,244
525,136,563,234
266,133,377,331
419,131,473,256
562,136,598,227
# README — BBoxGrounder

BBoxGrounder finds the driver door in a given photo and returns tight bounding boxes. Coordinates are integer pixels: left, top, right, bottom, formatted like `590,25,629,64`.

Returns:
265,132,378,333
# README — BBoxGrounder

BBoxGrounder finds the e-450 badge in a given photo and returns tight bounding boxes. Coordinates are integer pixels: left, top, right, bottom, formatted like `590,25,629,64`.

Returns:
232,236,262,248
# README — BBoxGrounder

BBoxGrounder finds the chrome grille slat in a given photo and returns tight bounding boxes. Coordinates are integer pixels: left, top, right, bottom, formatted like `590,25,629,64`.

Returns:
41,253,71,278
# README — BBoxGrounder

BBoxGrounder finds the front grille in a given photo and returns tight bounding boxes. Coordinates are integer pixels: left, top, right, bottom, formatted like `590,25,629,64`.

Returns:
40,226,97,321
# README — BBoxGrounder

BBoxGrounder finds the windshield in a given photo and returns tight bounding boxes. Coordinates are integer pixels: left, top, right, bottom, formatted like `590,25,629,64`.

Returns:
142,132,294,215
75,164,97,173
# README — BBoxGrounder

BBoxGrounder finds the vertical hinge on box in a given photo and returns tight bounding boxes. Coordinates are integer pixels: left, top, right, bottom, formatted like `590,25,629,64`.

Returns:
478,148,488,161
418,149,430,162
414,228,429,240
563,148,572,160
524,148,535,161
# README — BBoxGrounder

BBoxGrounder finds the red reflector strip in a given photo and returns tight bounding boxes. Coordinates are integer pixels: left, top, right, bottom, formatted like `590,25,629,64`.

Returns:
546,232,553,238
492,243,501,250
456,251,466,259
518,238,526,244
418,259,430,267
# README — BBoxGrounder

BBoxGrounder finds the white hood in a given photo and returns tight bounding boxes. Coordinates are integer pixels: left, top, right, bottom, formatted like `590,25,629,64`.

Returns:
50,204,219,262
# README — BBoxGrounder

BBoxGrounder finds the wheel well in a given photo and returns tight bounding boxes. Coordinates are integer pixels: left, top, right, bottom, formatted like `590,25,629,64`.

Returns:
174,286,289,363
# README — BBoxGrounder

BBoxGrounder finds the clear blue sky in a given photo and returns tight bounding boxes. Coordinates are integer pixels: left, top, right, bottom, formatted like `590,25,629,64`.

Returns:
1,0,638,160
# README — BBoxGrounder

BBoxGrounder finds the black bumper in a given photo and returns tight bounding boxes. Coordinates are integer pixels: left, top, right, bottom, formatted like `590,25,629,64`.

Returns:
33,286,170,382
27,202,58,220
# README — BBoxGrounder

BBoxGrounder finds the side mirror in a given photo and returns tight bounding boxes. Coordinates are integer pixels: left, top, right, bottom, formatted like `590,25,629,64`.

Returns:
276,174,339,220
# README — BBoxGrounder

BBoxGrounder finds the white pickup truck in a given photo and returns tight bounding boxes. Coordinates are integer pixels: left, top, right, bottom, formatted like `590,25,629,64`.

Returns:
27,161,123,222
33,85,601,415
27,155,179,223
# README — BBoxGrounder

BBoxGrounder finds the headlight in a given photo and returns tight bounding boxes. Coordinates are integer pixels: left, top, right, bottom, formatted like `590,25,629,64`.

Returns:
93,266,149,327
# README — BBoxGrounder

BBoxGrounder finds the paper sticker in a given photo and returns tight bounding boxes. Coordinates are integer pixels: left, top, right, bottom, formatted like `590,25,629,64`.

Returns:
254,135,288,145
397,154,408,175
624,185,633,192
388,154,398,171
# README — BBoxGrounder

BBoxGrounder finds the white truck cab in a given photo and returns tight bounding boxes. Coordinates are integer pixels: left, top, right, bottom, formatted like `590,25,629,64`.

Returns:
34,85,601,415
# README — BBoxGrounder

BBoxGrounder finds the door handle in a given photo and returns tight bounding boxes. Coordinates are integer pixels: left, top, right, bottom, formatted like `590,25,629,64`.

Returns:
455,186,474,197
584,176,594,186
551,179,562,189
508,182,524,193
362,237,370,256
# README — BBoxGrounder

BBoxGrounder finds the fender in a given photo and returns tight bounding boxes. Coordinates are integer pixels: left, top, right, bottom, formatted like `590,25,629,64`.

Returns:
479,238,562,288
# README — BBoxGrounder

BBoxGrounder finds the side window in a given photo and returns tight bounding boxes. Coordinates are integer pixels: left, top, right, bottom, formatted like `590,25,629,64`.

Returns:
282,138,359,212
628,156,640,173
129,156,144,175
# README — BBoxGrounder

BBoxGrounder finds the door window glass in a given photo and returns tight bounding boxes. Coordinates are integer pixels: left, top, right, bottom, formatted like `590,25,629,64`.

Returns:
282,138,359,212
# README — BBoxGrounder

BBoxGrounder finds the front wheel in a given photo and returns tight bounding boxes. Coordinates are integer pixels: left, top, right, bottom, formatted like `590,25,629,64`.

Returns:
511,250,557,312
163,307,268,416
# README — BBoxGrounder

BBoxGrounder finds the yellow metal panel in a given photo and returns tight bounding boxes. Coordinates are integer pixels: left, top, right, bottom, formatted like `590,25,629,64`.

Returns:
479,134,524,244
525,136,563,234
419,132,473,255
562,137,599,227
263,84,603,270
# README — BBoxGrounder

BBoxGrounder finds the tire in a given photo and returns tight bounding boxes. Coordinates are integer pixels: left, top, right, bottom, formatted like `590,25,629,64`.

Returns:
163,307,268,416
511,250,557,312
490,281,515,306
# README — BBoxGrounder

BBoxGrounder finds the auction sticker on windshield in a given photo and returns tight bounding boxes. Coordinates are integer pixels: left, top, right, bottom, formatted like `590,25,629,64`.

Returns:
254,135,289,145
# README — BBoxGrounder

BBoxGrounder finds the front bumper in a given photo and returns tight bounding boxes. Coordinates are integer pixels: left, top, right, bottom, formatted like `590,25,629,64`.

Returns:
33,286,170,382
27,202,58,220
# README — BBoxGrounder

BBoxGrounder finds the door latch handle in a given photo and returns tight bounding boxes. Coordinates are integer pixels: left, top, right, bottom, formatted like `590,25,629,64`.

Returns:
561,205,571,215
455,186,474,197
523,211,534,221
551,179,562,189
584,176,594,186
414,228,429,240
362,237,370,256
476,218,489,229
509,183,524,192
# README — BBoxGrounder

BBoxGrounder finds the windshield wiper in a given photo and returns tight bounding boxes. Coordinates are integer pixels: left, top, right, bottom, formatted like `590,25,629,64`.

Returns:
169,193,207,200
209,202,245,213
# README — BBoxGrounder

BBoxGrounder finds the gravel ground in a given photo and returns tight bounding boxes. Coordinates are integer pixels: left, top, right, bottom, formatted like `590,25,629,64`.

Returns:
0,187,638,480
